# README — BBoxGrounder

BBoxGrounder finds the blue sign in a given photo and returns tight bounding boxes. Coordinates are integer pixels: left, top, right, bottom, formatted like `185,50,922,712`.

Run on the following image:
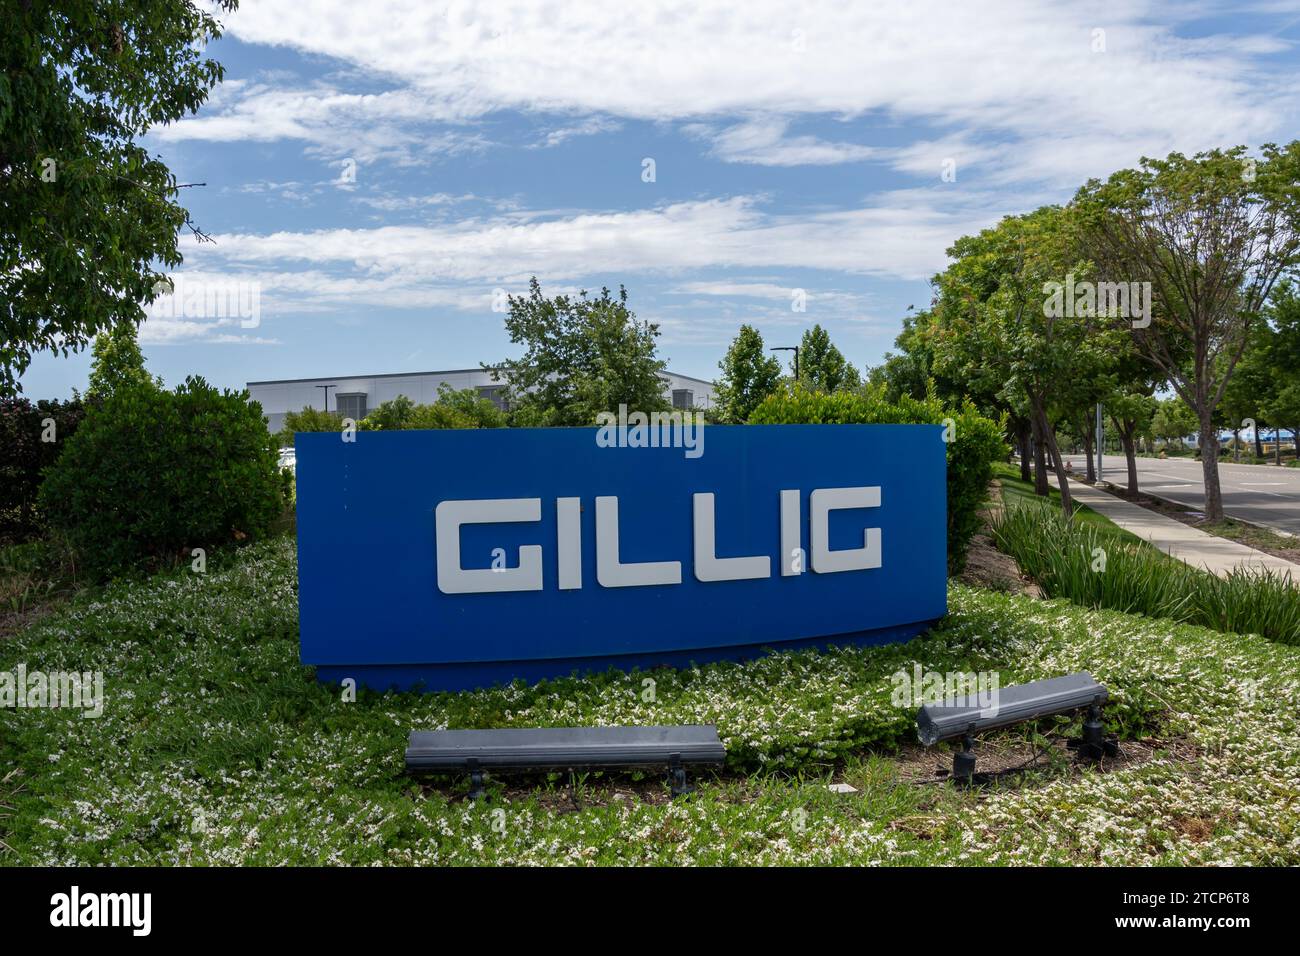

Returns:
296,425,947,691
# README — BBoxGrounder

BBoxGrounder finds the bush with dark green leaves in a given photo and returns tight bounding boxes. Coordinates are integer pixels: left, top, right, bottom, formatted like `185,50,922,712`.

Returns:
0,396,86,540
748,384,1006,573
358,385,507,432
276,405,343,446
38,377,290,578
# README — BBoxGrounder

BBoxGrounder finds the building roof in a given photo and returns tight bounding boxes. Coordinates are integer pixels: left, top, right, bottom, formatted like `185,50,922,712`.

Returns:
247,367,716,388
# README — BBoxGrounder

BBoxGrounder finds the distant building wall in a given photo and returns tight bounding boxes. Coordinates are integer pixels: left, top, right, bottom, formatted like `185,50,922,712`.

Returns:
248,368,715,435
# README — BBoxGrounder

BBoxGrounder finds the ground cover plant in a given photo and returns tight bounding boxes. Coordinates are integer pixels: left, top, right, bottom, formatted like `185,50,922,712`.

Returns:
2,536,1298,865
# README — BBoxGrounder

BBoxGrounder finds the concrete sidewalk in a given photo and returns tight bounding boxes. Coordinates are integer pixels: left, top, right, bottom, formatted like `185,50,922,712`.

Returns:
1048,476,1300,578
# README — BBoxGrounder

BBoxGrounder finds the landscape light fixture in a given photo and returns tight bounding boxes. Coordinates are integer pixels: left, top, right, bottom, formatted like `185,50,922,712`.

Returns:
405,724,726,800
315,383,337,412
916,671,1117,786
770,345,800,381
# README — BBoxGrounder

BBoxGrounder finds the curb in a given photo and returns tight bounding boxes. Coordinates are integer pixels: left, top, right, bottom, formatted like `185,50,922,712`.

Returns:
1090,480,1298,541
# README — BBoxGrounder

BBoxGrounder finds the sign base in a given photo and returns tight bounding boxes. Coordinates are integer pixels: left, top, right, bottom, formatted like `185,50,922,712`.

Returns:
313,618,941,693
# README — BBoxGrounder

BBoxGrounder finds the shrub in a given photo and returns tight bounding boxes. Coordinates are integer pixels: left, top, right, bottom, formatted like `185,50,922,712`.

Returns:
404,403,476,429
748,384,1006,573
360,395,415,431
991,497,1300,645
0,396,86,541
358,386,507,432
39,377,290,579
431,385,507,428
277,406,344,446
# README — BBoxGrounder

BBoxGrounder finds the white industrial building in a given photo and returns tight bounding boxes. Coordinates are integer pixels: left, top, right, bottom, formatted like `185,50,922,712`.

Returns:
247,367,716,435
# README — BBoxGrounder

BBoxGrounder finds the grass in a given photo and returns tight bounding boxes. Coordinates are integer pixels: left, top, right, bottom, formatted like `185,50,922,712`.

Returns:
1194,518,1299,554
2,535,1300,865
1139,503,1300,556
992,462,1142,544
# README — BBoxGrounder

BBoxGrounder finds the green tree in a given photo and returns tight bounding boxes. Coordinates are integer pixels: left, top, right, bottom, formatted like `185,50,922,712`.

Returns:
1263,383,1300,462
490,278,669,426
404,403,476,430
930,205,1119,516
1075,143,1300,518
873,307,1033,480
714,325,782,423
1152,397,1198,450
360,395,416,431
359,388,506,432
1106,387,1158,492
2,0,236,396
86,321,158,399
1264,281,1300,374
432,384,507,429
869,310,947,403
1061,384,1109,484
870,350,926,405
1258,282,1300,460
278,406,343,446
1218,322,1277,459
797,324,860,393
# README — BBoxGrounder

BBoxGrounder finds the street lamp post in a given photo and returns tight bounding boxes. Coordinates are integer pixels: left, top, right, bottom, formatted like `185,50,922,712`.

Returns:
1095,402,1103,484
770,346,800,382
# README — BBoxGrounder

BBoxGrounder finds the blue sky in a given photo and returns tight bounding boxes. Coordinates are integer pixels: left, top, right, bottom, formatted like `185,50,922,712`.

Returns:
17,0,1300,398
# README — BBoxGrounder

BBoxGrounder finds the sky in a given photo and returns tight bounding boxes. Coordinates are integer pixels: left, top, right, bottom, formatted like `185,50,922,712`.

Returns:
17,0,1300,399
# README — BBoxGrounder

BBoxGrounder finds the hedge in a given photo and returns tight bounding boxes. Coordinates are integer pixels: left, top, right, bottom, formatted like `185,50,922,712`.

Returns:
0,396,86,541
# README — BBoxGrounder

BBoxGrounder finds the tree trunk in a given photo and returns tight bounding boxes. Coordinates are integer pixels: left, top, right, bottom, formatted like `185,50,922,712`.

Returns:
1254,427,1263,459
1015,417,1031,482
1275,429,1281,466
1199,406,1224,520
1121,430,1138,495
1081,426,1096,483
1032,396,1072,517
1233,427,1240,462
1030,412,1049,496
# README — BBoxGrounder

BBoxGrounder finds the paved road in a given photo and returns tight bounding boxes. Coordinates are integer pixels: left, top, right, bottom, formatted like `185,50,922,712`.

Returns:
1061,454,1300,535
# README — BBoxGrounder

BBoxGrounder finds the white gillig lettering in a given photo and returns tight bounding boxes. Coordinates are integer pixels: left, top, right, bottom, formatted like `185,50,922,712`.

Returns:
780,489,801,576
557,497,582,590
436,498,544,594
809,486,882,573
434,487,883,593
693,493,770,581
595,496,682,587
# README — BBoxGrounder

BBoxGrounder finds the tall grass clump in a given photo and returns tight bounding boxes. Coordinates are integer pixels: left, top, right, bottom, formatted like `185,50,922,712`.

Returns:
991,498,1300,646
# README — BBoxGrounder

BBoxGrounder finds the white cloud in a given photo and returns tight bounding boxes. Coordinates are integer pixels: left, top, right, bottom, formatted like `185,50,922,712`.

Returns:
209,0,1295,182
145,0,1300,353
187,192,1005,284
164,191,1013,332
692,117,878,166
140,323,281,346
533,115,624,147
351,191,482,212
156,80,489,164
670,281,806,299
